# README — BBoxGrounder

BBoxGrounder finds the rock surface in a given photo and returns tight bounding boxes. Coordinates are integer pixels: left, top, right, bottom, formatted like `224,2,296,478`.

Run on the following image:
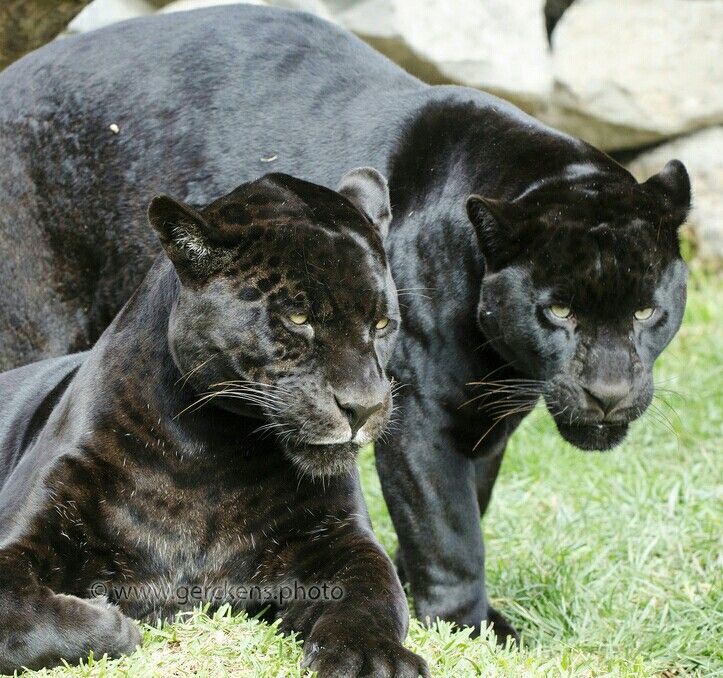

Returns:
159,0,264,13
160,0,333,21
322,0,552,110
67,0,154,32
544,0,576,40
546,0,723,150
627,128,723,261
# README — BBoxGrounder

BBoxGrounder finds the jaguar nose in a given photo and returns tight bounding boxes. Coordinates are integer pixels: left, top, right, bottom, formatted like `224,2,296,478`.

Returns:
334,396,383,437
582,381,630,418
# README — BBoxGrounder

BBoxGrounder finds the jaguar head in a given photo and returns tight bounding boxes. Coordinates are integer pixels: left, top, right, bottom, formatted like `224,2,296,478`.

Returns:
148,168,399,476
466,159,691,451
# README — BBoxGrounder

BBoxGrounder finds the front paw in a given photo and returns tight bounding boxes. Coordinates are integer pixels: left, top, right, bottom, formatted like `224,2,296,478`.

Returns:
84,597,143,657
302,626,429,678
486,605,519,646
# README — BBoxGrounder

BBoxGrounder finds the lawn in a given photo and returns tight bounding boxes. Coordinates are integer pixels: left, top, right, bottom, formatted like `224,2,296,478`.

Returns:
13,266,722,678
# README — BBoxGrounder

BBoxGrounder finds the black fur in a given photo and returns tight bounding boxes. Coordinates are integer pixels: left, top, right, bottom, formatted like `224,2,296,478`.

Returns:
0,172,429,677
0,6,691,641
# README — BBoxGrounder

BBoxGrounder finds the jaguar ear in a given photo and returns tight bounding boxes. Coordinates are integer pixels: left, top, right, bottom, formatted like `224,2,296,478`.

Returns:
337,167,392,239
641,159,691,229
466,195,520,269
148,194,217,282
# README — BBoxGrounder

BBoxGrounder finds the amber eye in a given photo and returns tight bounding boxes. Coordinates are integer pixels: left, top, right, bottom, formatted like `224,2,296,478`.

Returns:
375,317,390,331
289,312,308,325
634,307,655,321
550,305,572,319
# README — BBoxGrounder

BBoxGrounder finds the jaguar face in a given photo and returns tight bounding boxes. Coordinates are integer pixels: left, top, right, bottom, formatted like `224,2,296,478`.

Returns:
467,160,691,451
148,168,399,476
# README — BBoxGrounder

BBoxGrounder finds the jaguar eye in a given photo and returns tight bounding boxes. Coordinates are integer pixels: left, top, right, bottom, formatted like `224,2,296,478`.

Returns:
549,305,572,319
289,312,308,325
375,317,390,331
634,307,655,321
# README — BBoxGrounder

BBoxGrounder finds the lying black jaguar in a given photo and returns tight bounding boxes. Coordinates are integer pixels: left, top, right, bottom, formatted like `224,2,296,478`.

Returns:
0,169,429,677
0,5,690,641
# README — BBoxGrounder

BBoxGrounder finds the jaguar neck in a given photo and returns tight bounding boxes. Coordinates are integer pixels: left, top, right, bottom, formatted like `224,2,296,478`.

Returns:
97,256,270,450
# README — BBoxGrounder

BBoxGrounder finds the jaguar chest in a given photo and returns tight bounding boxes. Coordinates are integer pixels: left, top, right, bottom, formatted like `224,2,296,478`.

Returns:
95,454,288,619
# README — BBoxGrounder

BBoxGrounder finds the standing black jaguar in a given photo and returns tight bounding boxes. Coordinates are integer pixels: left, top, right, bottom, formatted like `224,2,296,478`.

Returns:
0,6,691,642
0,168,430,677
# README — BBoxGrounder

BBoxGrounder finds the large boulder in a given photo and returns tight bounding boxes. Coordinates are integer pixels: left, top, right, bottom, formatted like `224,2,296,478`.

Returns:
159,0,333,20
160,0,265,13
321,0,552,111
544,0,576,40
67,0,155,33
68,0,332,31
627,128,723,261
544,0,723,150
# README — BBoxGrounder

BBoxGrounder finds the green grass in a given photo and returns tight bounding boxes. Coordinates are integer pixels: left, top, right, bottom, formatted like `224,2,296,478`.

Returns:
16,266,722,678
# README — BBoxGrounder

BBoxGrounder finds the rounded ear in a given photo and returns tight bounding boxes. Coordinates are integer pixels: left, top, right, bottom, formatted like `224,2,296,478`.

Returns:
147,194,216,282
640,159,692,229
466,195,520,269
336,167,392,239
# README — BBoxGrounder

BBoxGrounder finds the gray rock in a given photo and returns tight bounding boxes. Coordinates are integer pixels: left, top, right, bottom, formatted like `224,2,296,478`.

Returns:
546,0,723,150
544,0,576,40
67,0,155,33
627,128,723,261
159,0,265,13
159,0,333,20
318,0,552,111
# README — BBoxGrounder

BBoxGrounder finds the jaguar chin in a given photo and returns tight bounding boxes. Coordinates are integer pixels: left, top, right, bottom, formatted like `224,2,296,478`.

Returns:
554,422,630,451
282,393,393,478
287,441,362,478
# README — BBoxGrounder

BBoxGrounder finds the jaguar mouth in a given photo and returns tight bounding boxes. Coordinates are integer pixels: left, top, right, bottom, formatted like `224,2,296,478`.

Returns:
555,422,629,451
285,441,360,478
